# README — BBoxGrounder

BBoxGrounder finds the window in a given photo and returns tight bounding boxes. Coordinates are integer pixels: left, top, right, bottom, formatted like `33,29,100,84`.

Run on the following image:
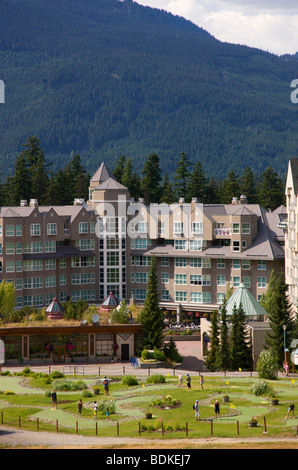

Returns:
175,291,187,302
16,279,22,290
47,223,57,235
257,260,266,270
233,276,240,287
173,222,184,234
59,274,67,286
232,223,240,234
242,223,250,234
161,290,169,301
6,243,14,254
189,239,202,251
217,275,226,286
107,268,119,283
136,272,148,283
16,242,22,254
174,240,186,250
233,259,240,269
90,221,95,233
30,224,40,236
175,257,187,267
136,289,147,301
217,292,225,304
79,222,88,234
161,257,169,267
190,274,201,285
107,252,119,266
6,261,15,272
16,225,22,236
59,258,66,268
161,272,169,284
233,241,240,252
242,276,251,288
190,292,211,303
258,277,266,288
217,259,225,269
45,259,56,270
16,261,22,272
192,222,203,234
137,222,148,233
175,274,187,285
45,276,56,288
202,258,211,268
190,258,201,268
6,225,14,237
242,259,250,270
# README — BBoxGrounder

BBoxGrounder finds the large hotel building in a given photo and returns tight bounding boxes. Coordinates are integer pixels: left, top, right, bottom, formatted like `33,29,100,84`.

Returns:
0,162,286,314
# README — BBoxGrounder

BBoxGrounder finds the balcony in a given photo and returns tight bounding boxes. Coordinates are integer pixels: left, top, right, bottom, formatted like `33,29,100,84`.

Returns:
213,227,231,237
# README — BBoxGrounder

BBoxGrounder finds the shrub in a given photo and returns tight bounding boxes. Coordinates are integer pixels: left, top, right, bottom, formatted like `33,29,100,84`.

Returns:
121,375,139,386
257,349,278,380
141,349,153,360
82,390,93,398
252,380,275,397
51,379,87,391
153,348,166,362
4,391,15,395
97,400,116,414
146,374,165,384
50,371,64,379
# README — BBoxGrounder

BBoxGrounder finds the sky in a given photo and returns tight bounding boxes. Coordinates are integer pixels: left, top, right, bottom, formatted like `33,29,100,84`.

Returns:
135,0,298,56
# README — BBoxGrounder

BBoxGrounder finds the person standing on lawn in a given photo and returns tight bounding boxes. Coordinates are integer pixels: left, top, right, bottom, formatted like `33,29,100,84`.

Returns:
186,374,191,391
194,400,200,421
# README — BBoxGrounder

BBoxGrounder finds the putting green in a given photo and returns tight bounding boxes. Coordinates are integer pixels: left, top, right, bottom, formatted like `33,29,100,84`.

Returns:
0,377,42,394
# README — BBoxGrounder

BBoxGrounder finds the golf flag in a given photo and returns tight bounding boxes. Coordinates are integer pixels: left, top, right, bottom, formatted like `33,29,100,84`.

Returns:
291,379,295,384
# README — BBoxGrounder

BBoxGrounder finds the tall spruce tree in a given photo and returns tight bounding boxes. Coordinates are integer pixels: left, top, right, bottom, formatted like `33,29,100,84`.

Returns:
141,153,162,204
205,310,220,371
160,173,175,204
137,256,164,350
264,272,294,367
239,166,256,203
174,152,192,199
257,166,285,210
185,160,208,203
229,303,252,370
219,298,230,371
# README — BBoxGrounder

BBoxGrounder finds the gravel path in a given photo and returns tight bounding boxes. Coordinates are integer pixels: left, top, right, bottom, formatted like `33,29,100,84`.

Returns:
1,425,298,449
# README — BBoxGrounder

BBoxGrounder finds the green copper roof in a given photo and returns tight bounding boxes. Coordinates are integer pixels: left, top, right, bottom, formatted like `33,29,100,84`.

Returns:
224,283,267,317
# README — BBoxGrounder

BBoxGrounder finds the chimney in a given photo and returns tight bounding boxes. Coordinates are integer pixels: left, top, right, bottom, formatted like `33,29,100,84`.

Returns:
74,198,85,206
179,197,185,205
231,197,238,205
20,200,28,207
29,199,38,208
240,195,247,204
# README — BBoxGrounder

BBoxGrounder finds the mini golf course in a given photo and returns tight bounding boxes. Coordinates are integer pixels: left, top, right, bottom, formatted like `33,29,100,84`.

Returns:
0,370,297,439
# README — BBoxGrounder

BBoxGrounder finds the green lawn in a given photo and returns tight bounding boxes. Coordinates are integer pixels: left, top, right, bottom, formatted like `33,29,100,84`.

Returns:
0,371,297,439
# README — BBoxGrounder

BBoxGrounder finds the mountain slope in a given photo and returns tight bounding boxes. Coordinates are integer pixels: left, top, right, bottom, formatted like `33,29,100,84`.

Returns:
0,0,298,178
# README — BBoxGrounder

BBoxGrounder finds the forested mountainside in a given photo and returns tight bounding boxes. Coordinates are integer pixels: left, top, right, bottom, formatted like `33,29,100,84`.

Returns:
1,0,298,180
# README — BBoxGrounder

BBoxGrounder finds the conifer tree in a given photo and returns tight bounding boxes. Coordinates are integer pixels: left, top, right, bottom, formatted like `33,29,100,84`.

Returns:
264,273,294,367
160,173,175,204
174,152,192,199
141,153,162,204
185,160,208,202
239,166,256,203
257,166,285,210
229,303,252,370
219,298,230,371
205,310,220,371
113,155,126,182
137,256,164,350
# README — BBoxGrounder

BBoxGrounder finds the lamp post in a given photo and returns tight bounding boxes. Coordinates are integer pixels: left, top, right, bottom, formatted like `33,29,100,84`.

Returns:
283,324,289,364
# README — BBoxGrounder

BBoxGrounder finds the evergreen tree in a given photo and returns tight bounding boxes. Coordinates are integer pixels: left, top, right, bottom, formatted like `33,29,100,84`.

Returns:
113,155,126,182
229,303,252,370
141,153,162,204
174,152,192,199
137,256,164,350
5,154,31,206
121,157,141,200
160,173,175,204
205,310,220,371
219,298,230,371
21,136,50,204
185,160,208,203
219,170,240,204
205,176,220,204
264,272,294,367
257,166,285,210
239,166,256,203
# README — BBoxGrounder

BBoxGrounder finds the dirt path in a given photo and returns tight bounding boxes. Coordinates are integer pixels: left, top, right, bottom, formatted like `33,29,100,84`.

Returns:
1,425,298,449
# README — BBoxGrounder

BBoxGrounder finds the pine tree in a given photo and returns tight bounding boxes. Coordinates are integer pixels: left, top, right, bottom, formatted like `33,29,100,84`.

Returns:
219,298,230,371
160,173,175,204
141,153,162,204
21,136,50,204
121,157,141,200
137,256,164,350
205,310,220,371
174,152,192,199
185,160,208,203
264,273,294,367
113,155,126,182
257,166,285,210
229,303,252,370
6,154,31,205
219,170,240,204
239,166,256,203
